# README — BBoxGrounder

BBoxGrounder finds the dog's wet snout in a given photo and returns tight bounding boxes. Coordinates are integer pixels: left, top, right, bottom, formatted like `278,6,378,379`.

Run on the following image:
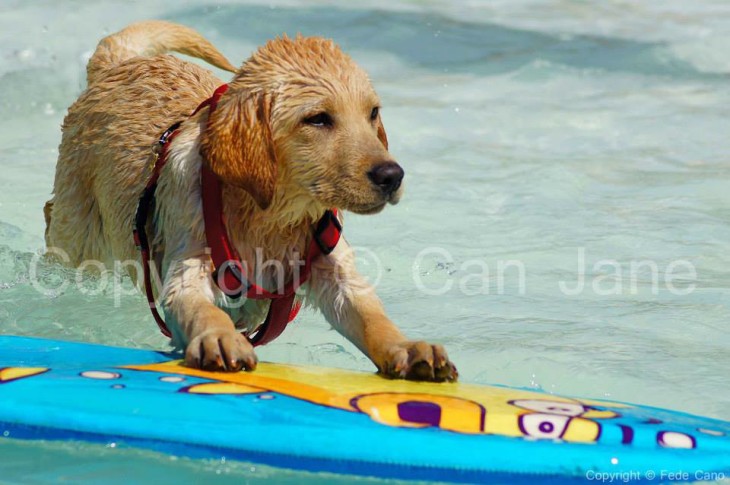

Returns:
368,161,404,195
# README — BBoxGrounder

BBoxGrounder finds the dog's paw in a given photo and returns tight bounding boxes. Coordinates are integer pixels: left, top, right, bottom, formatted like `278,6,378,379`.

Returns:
380,341,458,382
185,329,257,372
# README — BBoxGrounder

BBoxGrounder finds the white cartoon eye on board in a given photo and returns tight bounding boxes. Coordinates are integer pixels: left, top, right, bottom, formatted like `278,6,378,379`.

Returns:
515,410,602,442
511,399,586,417
519,413,571,439
657,431,696,449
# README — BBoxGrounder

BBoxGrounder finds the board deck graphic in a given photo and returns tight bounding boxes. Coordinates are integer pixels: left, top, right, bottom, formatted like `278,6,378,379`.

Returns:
0,336,728,483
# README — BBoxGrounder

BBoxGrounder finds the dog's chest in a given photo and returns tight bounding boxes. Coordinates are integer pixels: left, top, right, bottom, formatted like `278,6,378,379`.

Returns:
223,242,307,333
235,241,309,289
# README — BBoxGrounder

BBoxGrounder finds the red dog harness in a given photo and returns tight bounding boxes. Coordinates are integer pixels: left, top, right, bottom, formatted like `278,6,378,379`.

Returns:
133,84,342,345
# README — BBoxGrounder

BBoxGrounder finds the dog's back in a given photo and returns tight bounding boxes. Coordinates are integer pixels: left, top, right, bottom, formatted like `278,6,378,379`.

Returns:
46,21,235,265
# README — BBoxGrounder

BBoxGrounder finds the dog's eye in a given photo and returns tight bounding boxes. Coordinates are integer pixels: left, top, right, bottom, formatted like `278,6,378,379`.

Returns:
370,106,379,121
303,112,333,127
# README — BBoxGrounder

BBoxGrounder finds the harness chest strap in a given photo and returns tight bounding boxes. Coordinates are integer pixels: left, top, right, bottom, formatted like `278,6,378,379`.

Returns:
133,84,342,345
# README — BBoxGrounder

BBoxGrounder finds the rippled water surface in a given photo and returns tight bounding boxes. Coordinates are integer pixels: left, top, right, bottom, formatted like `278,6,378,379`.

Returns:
1,0,729,483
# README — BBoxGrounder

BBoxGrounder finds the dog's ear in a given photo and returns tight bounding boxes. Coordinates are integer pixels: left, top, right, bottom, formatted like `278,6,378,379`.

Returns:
201,90,277,210
376,117,389,150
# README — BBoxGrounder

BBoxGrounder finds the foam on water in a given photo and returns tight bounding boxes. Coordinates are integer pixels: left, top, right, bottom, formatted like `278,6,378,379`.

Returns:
0,1,728,483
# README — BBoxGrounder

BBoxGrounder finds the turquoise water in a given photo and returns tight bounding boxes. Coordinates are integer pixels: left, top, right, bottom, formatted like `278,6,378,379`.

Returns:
1,0,729,483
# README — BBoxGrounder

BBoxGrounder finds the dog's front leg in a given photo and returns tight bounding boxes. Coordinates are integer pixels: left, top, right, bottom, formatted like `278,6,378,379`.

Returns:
307,240,458,382
161,255,257,372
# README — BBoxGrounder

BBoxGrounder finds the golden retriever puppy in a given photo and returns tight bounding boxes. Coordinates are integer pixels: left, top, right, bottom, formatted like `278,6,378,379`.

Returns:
45,21,457,381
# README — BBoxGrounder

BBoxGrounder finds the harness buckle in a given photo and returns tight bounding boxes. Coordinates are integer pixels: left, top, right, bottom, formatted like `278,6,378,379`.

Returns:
151,122,182,157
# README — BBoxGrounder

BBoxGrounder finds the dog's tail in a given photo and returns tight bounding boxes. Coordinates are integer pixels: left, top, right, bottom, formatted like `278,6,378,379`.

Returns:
86,20,237,85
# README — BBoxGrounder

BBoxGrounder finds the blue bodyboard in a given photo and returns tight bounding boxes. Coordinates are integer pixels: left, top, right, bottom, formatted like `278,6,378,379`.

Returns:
0,336,728,483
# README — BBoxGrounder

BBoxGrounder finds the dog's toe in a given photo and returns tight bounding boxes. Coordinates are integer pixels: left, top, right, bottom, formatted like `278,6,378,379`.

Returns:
432,344,458,382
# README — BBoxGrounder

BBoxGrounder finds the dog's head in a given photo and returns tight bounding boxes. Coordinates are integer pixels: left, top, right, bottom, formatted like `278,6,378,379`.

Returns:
201,35,403,215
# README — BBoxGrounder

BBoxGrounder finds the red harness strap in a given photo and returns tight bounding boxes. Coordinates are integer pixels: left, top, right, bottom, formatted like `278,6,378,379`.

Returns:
133,84,342,346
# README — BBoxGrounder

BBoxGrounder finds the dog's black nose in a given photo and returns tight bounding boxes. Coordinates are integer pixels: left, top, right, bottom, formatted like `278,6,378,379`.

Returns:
368,162,404,195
